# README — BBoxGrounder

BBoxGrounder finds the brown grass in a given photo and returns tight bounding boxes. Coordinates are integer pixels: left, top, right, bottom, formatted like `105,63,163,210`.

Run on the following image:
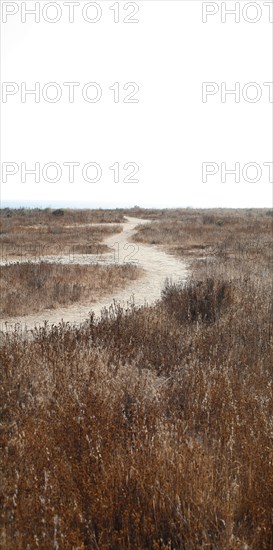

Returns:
0,208,124,260
132,208,272,258
1,207,125,225
0,262,141,317
1,208,273,549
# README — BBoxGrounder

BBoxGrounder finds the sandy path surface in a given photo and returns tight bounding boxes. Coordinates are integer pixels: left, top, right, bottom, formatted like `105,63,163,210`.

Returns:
1,217,188,332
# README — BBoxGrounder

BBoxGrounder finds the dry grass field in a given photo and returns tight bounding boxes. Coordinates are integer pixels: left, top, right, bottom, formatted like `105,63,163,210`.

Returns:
0,207,140,318
0,208,124,260
0,262,141,317
1,208,273,549
131,208,273,266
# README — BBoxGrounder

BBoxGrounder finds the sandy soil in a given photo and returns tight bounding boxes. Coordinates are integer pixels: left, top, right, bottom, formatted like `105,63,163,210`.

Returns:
0,217,188,332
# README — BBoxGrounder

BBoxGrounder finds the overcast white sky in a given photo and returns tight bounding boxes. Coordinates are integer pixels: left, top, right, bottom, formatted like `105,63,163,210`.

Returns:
1,1,272,208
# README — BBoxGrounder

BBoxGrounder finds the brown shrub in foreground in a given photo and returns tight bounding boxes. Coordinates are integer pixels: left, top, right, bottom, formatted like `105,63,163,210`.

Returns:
0,262,141,317
1,264,273,548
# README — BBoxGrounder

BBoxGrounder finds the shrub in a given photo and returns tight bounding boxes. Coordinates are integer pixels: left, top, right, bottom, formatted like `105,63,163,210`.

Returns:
162,277,233,324
52,208,65,217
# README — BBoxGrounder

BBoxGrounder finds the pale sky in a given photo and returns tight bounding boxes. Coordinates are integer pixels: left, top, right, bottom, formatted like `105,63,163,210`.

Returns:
1,1,272,208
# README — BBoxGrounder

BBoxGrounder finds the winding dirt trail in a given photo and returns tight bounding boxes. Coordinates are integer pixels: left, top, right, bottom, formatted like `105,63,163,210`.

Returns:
1,217,188,332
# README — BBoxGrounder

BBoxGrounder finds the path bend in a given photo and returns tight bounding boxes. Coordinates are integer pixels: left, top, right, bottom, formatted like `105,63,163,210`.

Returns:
1,217,188,332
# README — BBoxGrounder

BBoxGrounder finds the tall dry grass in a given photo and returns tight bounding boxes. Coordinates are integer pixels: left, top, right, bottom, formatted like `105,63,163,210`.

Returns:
1,208,273,548
0,208,124,260
132,209,272,265
0,262,141,317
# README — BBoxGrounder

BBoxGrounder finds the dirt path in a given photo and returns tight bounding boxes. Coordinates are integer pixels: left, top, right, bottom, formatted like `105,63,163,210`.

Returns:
1,217,188,332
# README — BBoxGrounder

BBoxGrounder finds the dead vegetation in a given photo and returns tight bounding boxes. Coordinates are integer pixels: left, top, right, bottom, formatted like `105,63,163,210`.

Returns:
0,208,124,260
0,262,141,317
131,208,272,266
1,208,273,549
1,207,125,224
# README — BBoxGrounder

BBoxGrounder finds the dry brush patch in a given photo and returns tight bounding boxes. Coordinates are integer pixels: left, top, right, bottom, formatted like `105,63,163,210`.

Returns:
0,262,142,317
1,257,273,548
1,208,273,548
131,209,273,269
1,207,125,226
0,208,124,260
